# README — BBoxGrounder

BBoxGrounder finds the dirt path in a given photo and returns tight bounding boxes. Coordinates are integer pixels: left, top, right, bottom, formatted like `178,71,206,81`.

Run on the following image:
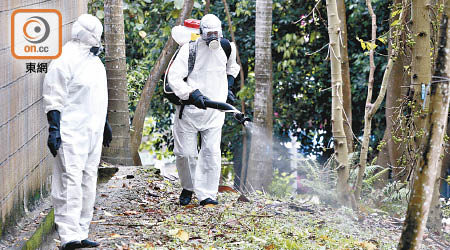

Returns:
43,166,450,249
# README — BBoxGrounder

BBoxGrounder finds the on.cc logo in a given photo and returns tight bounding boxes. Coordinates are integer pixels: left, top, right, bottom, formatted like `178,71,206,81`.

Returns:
11,9,62,59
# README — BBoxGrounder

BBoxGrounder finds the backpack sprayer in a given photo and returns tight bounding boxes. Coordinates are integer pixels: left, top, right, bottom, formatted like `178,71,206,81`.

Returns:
165,19,251,127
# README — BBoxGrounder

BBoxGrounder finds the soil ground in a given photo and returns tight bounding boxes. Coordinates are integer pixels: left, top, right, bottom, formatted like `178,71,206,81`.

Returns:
39,165,450,250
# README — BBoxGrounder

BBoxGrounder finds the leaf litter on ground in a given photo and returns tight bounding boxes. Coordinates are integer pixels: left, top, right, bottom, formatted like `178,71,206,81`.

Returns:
87,166,450,250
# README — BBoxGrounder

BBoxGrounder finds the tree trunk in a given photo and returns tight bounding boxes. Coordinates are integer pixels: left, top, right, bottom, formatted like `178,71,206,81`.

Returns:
355,60,394,201
102,0,134,165
426,3,450,235
386,52,409,180
326,0,354,207
427,147,450,234
130,0,195,166
244,0,273,192
398,1,450,249
221,0,249,191
336,0,353,153
398,55,449,249
354,0,377,201
355,0,395,201
374,131,391,188
204,0,211,15
427,166,444,235
379,0,411,181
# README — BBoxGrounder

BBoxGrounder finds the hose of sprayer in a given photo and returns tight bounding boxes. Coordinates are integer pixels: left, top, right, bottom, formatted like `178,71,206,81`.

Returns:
204,100,237,112
203,100,251,125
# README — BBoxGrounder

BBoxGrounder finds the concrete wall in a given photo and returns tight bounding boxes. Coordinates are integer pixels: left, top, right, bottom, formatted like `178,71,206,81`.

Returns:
0,0,89,235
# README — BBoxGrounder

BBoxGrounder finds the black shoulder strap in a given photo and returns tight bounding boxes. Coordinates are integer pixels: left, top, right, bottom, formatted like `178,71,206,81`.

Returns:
187,40,198,77
220,38,231,60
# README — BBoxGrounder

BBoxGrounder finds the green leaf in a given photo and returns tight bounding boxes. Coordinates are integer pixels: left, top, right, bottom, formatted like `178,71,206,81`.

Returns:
135,23,144,30
356,37,366,50
391,19,399,26
138,13,145,24
96,10,104,19
377,37,386,44
391,9,401,18
174,0,184,9
367,42,377,50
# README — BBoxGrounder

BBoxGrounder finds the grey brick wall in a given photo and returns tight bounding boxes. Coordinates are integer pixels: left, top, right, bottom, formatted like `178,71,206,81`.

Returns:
0,0,89,235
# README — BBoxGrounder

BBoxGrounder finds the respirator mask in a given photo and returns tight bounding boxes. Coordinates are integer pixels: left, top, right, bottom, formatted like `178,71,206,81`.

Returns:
200,14,222,50
204,31,220,50
90,44,103,56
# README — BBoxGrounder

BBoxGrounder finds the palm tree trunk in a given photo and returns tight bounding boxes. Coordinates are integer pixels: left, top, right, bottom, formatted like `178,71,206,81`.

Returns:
102,0,133,165
244,0,273,191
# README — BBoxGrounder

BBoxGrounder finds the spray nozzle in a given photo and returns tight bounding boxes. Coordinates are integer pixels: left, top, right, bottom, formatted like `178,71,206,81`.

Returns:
233,112,251,126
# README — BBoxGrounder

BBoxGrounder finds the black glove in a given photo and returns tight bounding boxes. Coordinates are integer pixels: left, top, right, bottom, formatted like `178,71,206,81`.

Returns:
226,75,236,104
47,110,61,157
188,89,209,109
227,90,236,104
103,118,112,147
227,75,235,88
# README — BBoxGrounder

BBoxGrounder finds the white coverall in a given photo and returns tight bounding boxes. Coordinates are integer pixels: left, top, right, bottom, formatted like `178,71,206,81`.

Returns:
168,18,240,201
42,14,107,245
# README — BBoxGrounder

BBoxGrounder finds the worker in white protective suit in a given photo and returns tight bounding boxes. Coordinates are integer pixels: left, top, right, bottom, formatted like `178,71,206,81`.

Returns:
42,14,111,250
168,14,240,206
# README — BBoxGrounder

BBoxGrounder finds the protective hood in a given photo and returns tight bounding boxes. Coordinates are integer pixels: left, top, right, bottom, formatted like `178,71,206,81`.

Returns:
200,14,222,41
71,14,103,47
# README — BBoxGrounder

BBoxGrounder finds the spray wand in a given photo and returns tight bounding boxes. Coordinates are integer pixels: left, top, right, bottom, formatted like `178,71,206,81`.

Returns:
203,100,251,126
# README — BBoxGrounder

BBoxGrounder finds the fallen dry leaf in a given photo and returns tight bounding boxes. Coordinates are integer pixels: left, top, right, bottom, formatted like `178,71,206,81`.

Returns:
169,229,189,241
124,210,139,216
144,242,154,248
204,204,216,208
146,208,160,213
176,229,189,241
109,233,121,239
355,241,377,250
218,185,238,193
237,194,250,202
264,244,275,250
